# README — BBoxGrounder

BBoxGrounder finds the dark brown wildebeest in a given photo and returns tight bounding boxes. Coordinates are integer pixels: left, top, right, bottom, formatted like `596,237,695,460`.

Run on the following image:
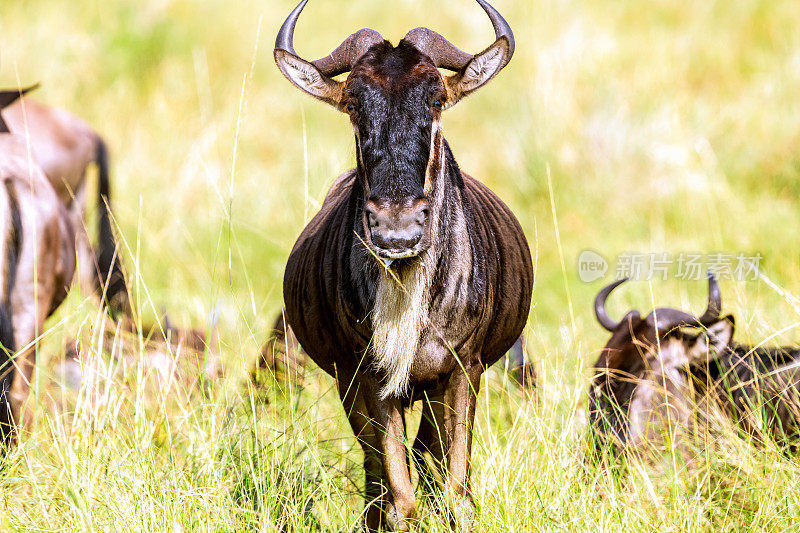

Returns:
590,275,800,453
0,86,127,316
0,93,76,443
274,1,533,530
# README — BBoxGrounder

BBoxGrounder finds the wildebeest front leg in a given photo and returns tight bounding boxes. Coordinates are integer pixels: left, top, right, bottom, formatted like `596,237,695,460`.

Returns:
7,312,39,439
412,393,446,493
442,364,482,532
344,374,417,531
339,377,387,530
375,393,417,531
68,184,97,298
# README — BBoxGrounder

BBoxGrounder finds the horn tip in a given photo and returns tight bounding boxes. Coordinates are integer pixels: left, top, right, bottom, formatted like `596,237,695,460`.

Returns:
275,0,311,53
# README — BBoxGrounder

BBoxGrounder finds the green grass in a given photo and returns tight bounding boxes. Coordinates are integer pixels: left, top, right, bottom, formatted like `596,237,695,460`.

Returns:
2,0,800,530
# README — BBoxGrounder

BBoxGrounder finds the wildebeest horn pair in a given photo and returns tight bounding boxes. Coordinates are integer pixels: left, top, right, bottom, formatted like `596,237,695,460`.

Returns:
275,0,515,109
276,0,514,76
594,273,722,333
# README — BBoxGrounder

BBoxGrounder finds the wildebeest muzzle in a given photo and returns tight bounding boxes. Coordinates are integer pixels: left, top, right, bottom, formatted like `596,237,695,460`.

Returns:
363,196,430,259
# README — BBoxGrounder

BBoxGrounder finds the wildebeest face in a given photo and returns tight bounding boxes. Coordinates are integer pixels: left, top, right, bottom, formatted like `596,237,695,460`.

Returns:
346,41,443,259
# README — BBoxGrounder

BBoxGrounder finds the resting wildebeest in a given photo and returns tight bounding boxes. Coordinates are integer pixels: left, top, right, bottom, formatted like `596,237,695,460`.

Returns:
255,311,534,389
0,92,76,443
590,274,800,454
274,1,533,530
60,314,221,395
0,86,127,316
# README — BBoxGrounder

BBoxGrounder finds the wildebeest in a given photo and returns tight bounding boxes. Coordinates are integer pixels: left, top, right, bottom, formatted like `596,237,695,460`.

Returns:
0,91,76,443
60,313,221,395
589,274,800,453
274,1,533,530
254,311,535,389
0,86,127,316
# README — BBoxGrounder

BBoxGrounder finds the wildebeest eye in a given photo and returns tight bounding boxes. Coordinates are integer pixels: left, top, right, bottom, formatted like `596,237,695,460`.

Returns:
433,100,443,110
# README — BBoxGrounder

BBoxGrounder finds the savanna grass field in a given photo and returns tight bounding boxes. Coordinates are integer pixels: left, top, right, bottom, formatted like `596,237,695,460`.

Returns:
3,0,800,530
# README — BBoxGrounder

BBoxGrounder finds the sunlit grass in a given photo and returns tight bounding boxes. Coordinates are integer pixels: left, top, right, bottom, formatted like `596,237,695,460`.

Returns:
2,0,800,530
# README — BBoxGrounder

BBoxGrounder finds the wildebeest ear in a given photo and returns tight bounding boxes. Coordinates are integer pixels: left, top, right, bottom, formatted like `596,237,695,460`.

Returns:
274,50,344,109
688,315,734,362
706,315,734,353
445,37,511,107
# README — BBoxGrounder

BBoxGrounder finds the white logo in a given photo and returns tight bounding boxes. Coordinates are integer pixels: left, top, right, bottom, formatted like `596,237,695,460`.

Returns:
578,250,608,283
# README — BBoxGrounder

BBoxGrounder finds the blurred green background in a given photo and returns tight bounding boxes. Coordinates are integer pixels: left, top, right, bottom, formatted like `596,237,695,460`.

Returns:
2,0,800,530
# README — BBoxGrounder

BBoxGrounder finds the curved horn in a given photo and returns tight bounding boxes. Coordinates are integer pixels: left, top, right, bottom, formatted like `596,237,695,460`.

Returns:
646,308,701,333
0,83,40,110
312,29,384,78
403,0,515,72
0,83,40,133
403,28,474,71
698,272,722,326
595,278,630,332
276,0,382,78
476,0,515,66
275,0,309,56
643,274,722,334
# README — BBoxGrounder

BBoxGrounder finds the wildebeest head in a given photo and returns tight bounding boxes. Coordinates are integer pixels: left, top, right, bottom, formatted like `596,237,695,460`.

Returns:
589,275,734,449
274,0,514,259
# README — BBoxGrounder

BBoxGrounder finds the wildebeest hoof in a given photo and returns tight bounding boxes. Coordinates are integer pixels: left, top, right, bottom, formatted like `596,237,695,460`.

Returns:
449,499,475,532
385,500,415,532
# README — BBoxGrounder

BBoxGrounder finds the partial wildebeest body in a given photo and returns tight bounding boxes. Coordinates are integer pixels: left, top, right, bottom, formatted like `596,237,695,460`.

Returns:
60,314,221,395
0,98,76,442
695,341,800,448
254,312,303,385
255,311,535,389
590,275,800,454
0,88,127,316
275,1,532,530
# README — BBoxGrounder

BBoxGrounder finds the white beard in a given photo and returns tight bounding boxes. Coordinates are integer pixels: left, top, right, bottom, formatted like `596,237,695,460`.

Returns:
371,255,432,399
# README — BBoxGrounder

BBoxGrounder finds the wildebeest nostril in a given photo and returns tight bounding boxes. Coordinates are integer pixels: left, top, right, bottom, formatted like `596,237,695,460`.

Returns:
366,208,379,229
416,207,430,225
